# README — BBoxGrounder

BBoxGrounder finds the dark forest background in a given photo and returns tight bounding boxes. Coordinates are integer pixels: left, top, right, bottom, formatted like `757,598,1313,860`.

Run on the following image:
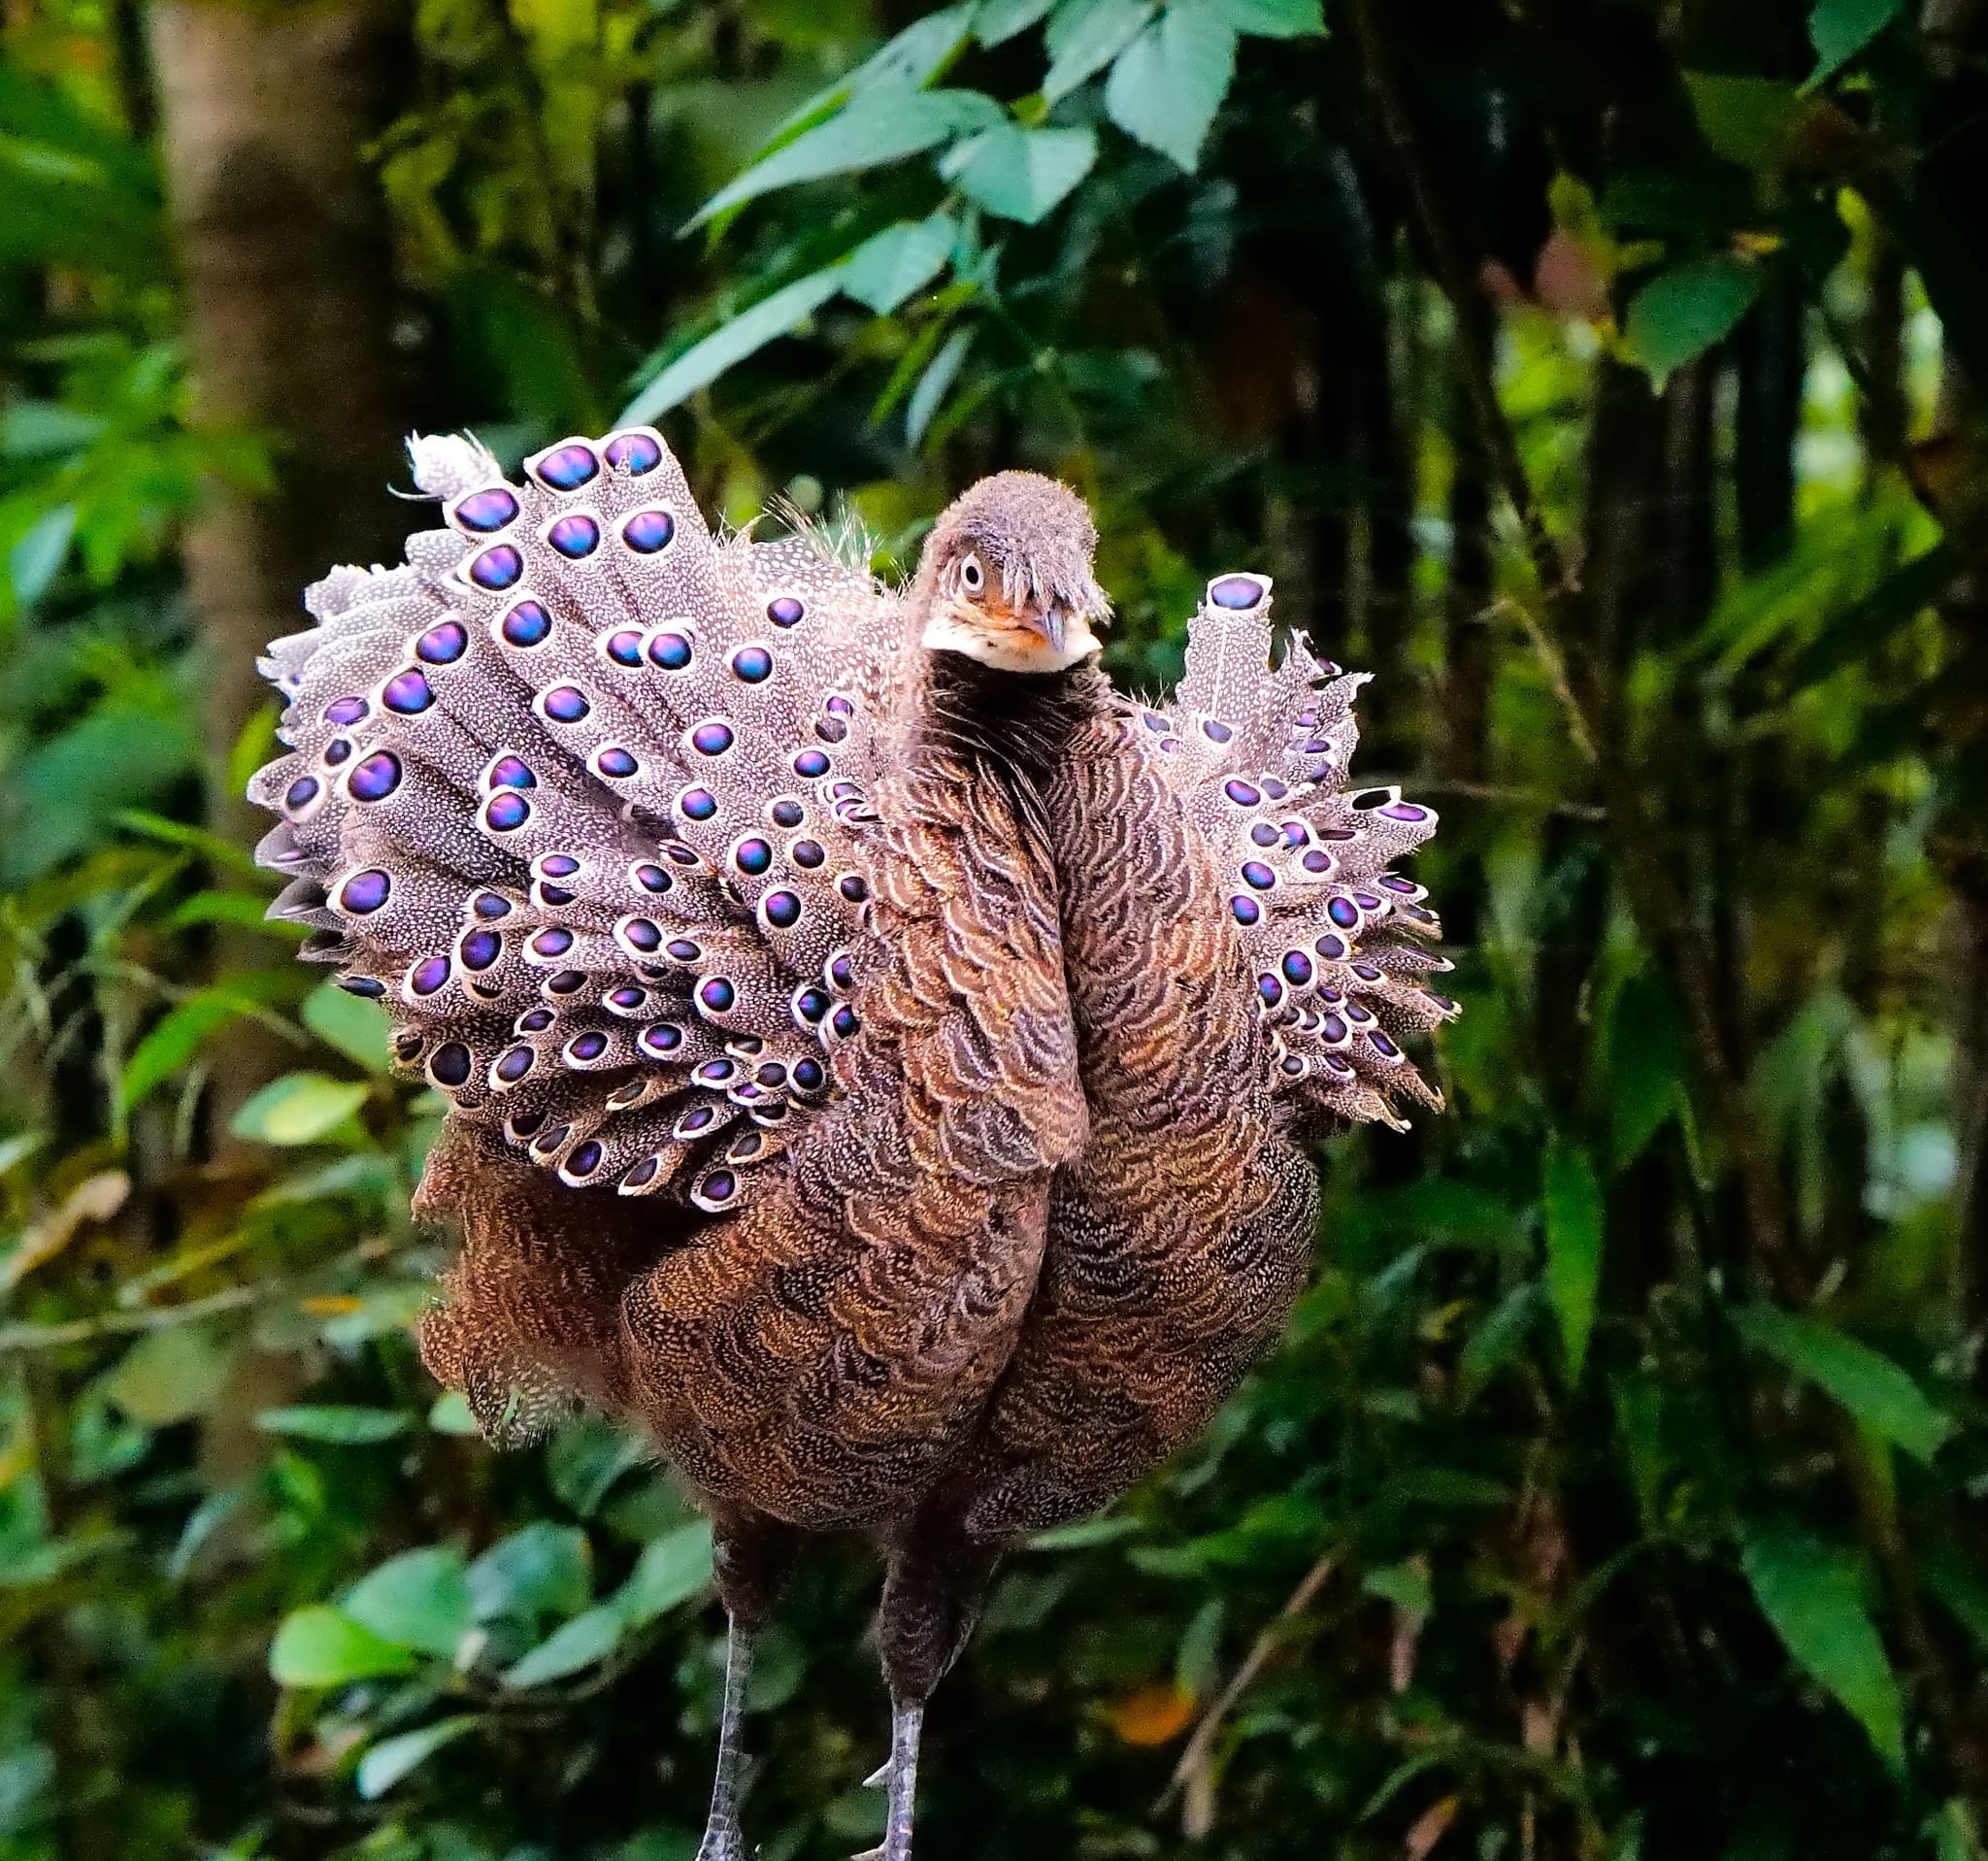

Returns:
2,0,1986,1857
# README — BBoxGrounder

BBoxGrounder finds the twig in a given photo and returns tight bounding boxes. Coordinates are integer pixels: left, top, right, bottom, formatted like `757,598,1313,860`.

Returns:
0,1281,266,1352
1159,1550,1338,1837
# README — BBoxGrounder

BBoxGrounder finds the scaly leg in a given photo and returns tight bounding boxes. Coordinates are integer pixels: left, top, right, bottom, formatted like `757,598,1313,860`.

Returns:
853,1702,924,1861
695,1616,756,1861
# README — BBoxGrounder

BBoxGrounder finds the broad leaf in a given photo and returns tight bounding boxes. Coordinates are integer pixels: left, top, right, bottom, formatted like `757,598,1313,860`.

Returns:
843,214,957,314
613,1522,715,1629
1733,1304,1953,1464
1104,2,1238,171
1624,255,1762,386
977,0,1057,44
8,503,75,606
468,1523,592,1626
355,1717,479,1799
504,1604,624,1687
303,980,391,1073
123,980,286,1111
622,267,845,423
229,1072,370,1147
1607,973,1688,1170
1044,0,1153,103
942,123,1097,223
1216,0,1324,33
269,1606,417,1688
1684,73,1803,169
1543,1139,1604,1381
343,1548,474,1657
1806,0,1902,84
1740,1520,1904,1769
102,1324,230,1428
256,1407,413,1445
690,89,1001,226
906,327,973,447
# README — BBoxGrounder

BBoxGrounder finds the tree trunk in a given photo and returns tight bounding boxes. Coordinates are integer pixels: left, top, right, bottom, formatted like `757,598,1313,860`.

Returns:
149,0,410,1148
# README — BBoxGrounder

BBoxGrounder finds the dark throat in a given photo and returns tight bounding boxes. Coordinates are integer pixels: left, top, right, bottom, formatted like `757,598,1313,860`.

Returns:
922,651,1102,795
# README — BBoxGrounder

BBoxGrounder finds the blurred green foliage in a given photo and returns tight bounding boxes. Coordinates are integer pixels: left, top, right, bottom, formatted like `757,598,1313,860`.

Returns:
2,0,1986,1859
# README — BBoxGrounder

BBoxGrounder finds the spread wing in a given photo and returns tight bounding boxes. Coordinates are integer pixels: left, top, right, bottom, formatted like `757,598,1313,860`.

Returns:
1134,570,1458,1127
248,426,903,1211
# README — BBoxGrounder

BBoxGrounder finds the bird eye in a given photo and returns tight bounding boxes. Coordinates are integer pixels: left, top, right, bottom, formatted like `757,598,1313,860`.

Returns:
959,554,984,594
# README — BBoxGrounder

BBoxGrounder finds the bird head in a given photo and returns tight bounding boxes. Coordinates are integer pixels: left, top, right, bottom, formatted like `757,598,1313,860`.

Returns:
916,472,1110,674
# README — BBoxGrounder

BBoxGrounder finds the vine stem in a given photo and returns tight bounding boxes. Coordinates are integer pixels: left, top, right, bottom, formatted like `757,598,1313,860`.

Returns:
1345,0,1987,1808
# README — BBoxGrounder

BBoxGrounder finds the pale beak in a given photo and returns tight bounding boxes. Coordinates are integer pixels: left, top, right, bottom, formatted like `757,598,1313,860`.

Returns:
1025,601,1069,654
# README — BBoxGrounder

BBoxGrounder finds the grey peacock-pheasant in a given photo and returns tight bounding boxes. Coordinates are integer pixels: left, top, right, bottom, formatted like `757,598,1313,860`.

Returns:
248,425,1457,1861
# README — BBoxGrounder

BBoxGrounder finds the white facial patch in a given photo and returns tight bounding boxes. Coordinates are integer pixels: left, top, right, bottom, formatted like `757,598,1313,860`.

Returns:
922,604,1102,674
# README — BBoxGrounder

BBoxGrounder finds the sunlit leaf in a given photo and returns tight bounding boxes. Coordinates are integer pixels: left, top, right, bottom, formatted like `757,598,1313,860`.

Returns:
977,0,1057,44
1104,1,1238,171
942,123,1097,223
469,1523,592,1626
613,1521,715,1629
355,1717,478,1799
269,1606,417,1688
504,1604,624,1687
1107,1680,1195,1745
1624,255,1762,386
122,980,287,1111
907,327,974,447
1739,1520,1904,1769
622,267,847,423
343,1548,473,1656
1733,1304,1953,1464
302,981,392,1074
1363,1559,1433,1619
842,214,957,315
7,503,76,606
1543,1139,1604,1381
1044,0,1154,102
1215,0,1324,32
102,1324,231,1428
228,1073,371,1147
256,1407,413,1445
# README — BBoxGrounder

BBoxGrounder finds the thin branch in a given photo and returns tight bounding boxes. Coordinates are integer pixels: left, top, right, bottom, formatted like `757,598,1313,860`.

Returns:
1159,1550,1338,1838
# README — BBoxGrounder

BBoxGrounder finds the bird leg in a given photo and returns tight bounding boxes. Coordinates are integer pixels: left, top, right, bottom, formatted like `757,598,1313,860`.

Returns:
694,1615,755,1861
852,1702,924,1861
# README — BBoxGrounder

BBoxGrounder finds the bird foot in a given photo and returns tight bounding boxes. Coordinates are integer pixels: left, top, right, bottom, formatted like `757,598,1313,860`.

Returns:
695,1824,749,1861
849,1844,908,1861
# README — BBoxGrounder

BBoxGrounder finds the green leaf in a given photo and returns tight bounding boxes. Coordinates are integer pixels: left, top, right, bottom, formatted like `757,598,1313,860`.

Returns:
8,504,76,607
1215,0,1323,33
256,1406,413,1445
842,214,957,315
343,1548,474,1657
1684,73,1803,169
269,1606,417,1688
906,327,973,448
613,1522,715,1629
302,981,392,1074
942,123,1097,223
690,89,1001,226
1363,1559,1433,1620
1458,1281,1540,1400
1044,0,1154,103
1624,255,1762,386
504,1604,624,1687
1175,1598,1225,1697
1739,1520,1904,1770
469,1523,592,1626
1543,1139,1605,1381
1104,1,1238,170
228,1073,371,1147
622,267,846,424
355,1717,478,1800
102,1324,231,1428
122,981,283,1112
1806,0,1902,85
977,0,1057,44
1608,974,1689,1171
1732,1304,1953,1464
429,1390,480,1436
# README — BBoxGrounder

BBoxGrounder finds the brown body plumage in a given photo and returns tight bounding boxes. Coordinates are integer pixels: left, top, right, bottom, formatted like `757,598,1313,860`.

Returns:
249,433,1453,1861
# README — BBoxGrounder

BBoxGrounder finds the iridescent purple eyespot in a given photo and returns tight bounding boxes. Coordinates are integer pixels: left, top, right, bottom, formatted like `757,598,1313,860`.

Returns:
648,632,692,671
531,927,573,958
548,514,600,559
1322,1014,1348,1044
519,1009,554,1033
341,976,385,998
1205,719,1234,744
453,487,518,533
1352,962,1383,982
284,776,321,812
568,1031,608,1062
1380,875,1417,893
539,883,576,908
1242,861,1276,890
1327,897,1361,929
1262,778,1289,800
1257,975,1283,1007
734,838,772,876
679,788,716,821
545,970,585,995
771,799,805,828
623,1156,661,1189
1251,823,1280,847
567,1141,605,1178
412,955,451,996
474,892,512,919
794,748,830,779
794,987,829,1024
764,891,802,929
605,431,662,474
534,444,599,492
641,1023,682,1054
755,1063,786,1088
341,870,391,914
485,792,530,832
597,747,638,779
699,978,736,1014
1282,951,1313,987
468,545,523,591
430,1043,473,1087
417,621,469,664
495,1047,534,1083
829,954,854,990
383,669,432,714
605,629,644,667
324,696,368,725
1380,801,1429,822
1209,573,1267,611
700,1170,737,1203
349,752,402,802
1231,895,1260,926
621,918,663,952
1369,1032,1401,1058
1302,849,1333,874
839,875,868,903
622,509,675,553
608,987,646,1011
543,685,589,723
830,1005,859,1040
536,853,578,878
792,1058,825,1091
532,1124,572,1156
461,930,502,970
1225,780,1261,808
501,601,552,648
767,595,805,628
791,839,825,870
692,721,734,756
696,1060,735,1086
490,756,535,790
635,864,670,894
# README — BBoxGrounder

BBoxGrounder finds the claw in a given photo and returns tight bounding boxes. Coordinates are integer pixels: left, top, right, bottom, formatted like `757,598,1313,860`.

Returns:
850,1847,888,1861
861,1760,891,1789
697,1836,748,1861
